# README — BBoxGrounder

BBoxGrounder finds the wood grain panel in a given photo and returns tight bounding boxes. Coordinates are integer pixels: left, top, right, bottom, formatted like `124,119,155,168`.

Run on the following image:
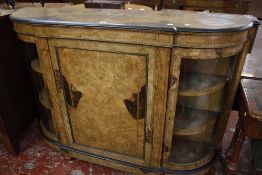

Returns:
13,23,173,47
58,48,147,158
47,39,162,166
173,31,248,48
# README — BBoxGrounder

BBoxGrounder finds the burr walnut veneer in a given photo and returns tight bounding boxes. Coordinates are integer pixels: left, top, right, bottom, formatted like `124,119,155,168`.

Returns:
10,8,258,174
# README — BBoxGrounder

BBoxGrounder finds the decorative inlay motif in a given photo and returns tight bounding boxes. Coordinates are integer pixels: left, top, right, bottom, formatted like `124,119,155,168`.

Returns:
124,85,147,120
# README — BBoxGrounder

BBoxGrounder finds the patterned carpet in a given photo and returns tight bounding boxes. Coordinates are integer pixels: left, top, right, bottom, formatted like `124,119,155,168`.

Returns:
0,111,256,175
0,121,130,175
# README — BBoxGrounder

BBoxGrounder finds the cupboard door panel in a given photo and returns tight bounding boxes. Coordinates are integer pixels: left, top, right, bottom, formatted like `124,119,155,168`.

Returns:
58,48,147,158
47,39,170,167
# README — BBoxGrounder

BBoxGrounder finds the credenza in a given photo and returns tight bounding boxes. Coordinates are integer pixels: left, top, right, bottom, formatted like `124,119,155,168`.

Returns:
10,7,259,174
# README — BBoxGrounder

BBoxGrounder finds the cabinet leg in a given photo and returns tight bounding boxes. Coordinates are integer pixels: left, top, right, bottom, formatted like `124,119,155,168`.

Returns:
1,135,19,155
225,120,241,159
225,124,245,175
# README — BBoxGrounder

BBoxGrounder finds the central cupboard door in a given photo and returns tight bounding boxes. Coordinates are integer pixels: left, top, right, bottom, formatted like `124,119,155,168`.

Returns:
47,38,170,166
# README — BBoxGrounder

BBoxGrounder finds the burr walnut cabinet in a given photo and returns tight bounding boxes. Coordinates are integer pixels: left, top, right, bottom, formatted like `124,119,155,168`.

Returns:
10,7,258,174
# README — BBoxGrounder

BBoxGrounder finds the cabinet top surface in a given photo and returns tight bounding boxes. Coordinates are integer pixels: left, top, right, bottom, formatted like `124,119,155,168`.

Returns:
10,7,257,32
0,10,13,17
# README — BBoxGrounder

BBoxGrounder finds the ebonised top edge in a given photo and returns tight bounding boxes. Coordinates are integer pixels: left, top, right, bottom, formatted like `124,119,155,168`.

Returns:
10,7,258,33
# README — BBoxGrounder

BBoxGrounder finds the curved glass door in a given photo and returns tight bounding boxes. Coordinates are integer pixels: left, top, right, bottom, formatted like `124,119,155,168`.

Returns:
170,56,237,164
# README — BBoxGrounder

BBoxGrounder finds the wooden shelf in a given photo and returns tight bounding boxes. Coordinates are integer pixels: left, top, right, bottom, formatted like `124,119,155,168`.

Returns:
39,88,51,110
31,58,42,74
169,137,213,164
178,72,226,96
174,107,217,136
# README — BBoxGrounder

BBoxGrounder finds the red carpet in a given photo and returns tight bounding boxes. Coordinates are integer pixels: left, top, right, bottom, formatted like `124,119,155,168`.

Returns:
0,122,128,175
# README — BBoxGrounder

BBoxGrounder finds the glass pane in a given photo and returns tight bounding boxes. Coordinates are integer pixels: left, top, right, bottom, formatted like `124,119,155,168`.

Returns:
169,56,237,164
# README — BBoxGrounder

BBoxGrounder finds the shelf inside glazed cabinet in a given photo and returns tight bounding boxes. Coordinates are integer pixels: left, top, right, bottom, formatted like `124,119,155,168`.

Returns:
174,107,218,136
39,119,57,141
31,58,42,74
39,88,51,110
178,72,227,97
177,89,225,112
169,137,214,164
